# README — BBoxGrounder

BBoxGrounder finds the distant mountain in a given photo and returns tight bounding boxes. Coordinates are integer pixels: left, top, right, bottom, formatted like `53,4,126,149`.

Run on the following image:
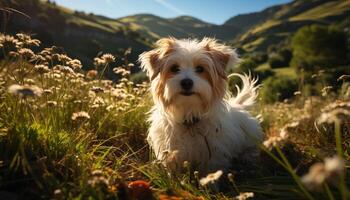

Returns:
231,0,350,52
0,0,152,67
117,14,240,41
116,0,350,53
1,0,349,66
224,4,281,32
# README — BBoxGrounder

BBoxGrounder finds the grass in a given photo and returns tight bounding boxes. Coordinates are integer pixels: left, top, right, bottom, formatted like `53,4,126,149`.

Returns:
273,67,297,78
0,33,350,199
238,20,281,42
53,2,121,33
250,20,281,35
255,63,270,71
242,37,265,52
235,1,350,53
290,1,350,22
256,63,297,78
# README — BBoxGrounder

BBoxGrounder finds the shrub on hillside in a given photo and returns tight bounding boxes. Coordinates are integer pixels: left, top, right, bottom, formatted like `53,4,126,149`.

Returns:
251,52,268,64
255,68,275,80
268,54,286,68
291,24,348,71
278,48,292,64
267,45,277,53
261,76,298,103
235,57,258,73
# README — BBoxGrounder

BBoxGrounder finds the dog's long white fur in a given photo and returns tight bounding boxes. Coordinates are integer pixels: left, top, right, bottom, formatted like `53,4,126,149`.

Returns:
228,73,260,109
147,74,263,175
140,38,264,177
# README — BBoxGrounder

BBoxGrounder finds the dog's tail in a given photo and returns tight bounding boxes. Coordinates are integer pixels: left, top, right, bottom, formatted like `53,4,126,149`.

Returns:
228,73,260,109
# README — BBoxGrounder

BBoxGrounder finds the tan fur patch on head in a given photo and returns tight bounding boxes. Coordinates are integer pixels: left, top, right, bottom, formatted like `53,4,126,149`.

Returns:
198,70,212,86
139,37,176,81
155,37,176,56
199,38,239,101
154,68,175,105
200,38,238,80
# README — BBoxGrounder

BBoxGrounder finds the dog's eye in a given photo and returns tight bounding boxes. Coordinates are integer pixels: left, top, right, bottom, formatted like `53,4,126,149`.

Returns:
170,64,180,73
195,66,204,73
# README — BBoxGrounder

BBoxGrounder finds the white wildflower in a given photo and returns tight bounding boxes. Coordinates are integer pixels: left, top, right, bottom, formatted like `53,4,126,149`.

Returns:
199,170,223,186
338,75,350,82
8,84,42,98
294,91,301,96
46,101,57,107
318,108,350,124
302,163,327,190
67,59,82,69
302,155,345,190
90,86,104,93
71,111,90,121
324,156,345,177
34,64,50,74
18,48,35,58
263,130,288,150
101,54,115,63
321,86,333,97
57,54,72,63
91,97,105,108
234,192,254,200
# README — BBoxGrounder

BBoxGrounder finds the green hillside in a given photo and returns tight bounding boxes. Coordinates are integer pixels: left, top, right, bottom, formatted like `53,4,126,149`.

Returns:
233,0,350,53
1,1,350,199
0,0,151,67
115,0,350,54
1,0,349,66
224,3,282,32
117,14,240,41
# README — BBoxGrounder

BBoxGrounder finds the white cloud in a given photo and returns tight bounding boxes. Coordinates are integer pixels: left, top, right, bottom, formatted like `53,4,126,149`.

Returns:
153,0,184,15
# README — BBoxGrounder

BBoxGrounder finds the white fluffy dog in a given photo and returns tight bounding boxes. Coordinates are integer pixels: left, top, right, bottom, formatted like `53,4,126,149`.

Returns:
139,37,264,176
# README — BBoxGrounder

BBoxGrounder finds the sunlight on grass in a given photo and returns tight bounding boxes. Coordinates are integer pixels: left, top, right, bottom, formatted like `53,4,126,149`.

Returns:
0,33,349,199
256,63,296,78
255,63,270,71
290,1,350,21
242,37,265,52
273,67,297,78
251,20,281,34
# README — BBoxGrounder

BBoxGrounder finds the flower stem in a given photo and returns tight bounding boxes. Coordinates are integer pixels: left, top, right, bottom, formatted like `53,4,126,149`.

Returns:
275,146,314,200
324,183,335,200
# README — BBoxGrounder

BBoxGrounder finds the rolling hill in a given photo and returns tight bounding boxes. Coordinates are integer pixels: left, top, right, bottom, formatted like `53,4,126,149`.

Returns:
117,14,240,41
115,0,350,54
230,0,350,52
0,0,152,67
1,0,349,66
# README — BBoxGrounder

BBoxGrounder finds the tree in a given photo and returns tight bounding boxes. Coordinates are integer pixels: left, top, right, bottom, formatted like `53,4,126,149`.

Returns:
261,76,298,103
251,52,268,64
291,24,348,71
235,57,258,73
278,48,292,65
268,54,286,68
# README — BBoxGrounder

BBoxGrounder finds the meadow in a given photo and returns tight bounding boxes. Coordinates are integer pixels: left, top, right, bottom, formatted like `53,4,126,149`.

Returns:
0,33,349,200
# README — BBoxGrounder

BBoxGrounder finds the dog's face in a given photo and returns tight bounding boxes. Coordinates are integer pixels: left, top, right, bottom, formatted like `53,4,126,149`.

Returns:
139,38,238,120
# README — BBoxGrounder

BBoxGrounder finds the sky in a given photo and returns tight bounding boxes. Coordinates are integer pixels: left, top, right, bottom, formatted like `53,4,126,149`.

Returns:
53,0,292,24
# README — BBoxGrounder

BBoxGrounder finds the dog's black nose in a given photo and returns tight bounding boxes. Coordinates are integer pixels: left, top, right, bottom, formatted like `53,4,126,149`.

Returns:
180,78,193,90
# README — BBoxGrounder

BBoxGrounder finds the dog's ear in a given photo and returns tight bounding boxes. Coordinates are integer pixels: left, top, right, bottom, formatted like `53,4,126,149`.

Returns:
138,49,160,81
201,38,239,79
139,38,175,81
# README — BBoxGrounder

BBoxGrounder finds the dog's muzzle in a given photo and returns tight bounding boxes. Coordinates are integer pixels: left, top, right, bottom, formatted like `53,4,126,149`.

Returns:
180,78,194,96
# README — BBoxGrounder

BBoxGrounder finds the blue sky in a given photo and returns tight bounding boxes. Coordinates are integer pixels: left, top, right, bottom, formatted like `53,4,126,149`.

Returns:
53,0,291,24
